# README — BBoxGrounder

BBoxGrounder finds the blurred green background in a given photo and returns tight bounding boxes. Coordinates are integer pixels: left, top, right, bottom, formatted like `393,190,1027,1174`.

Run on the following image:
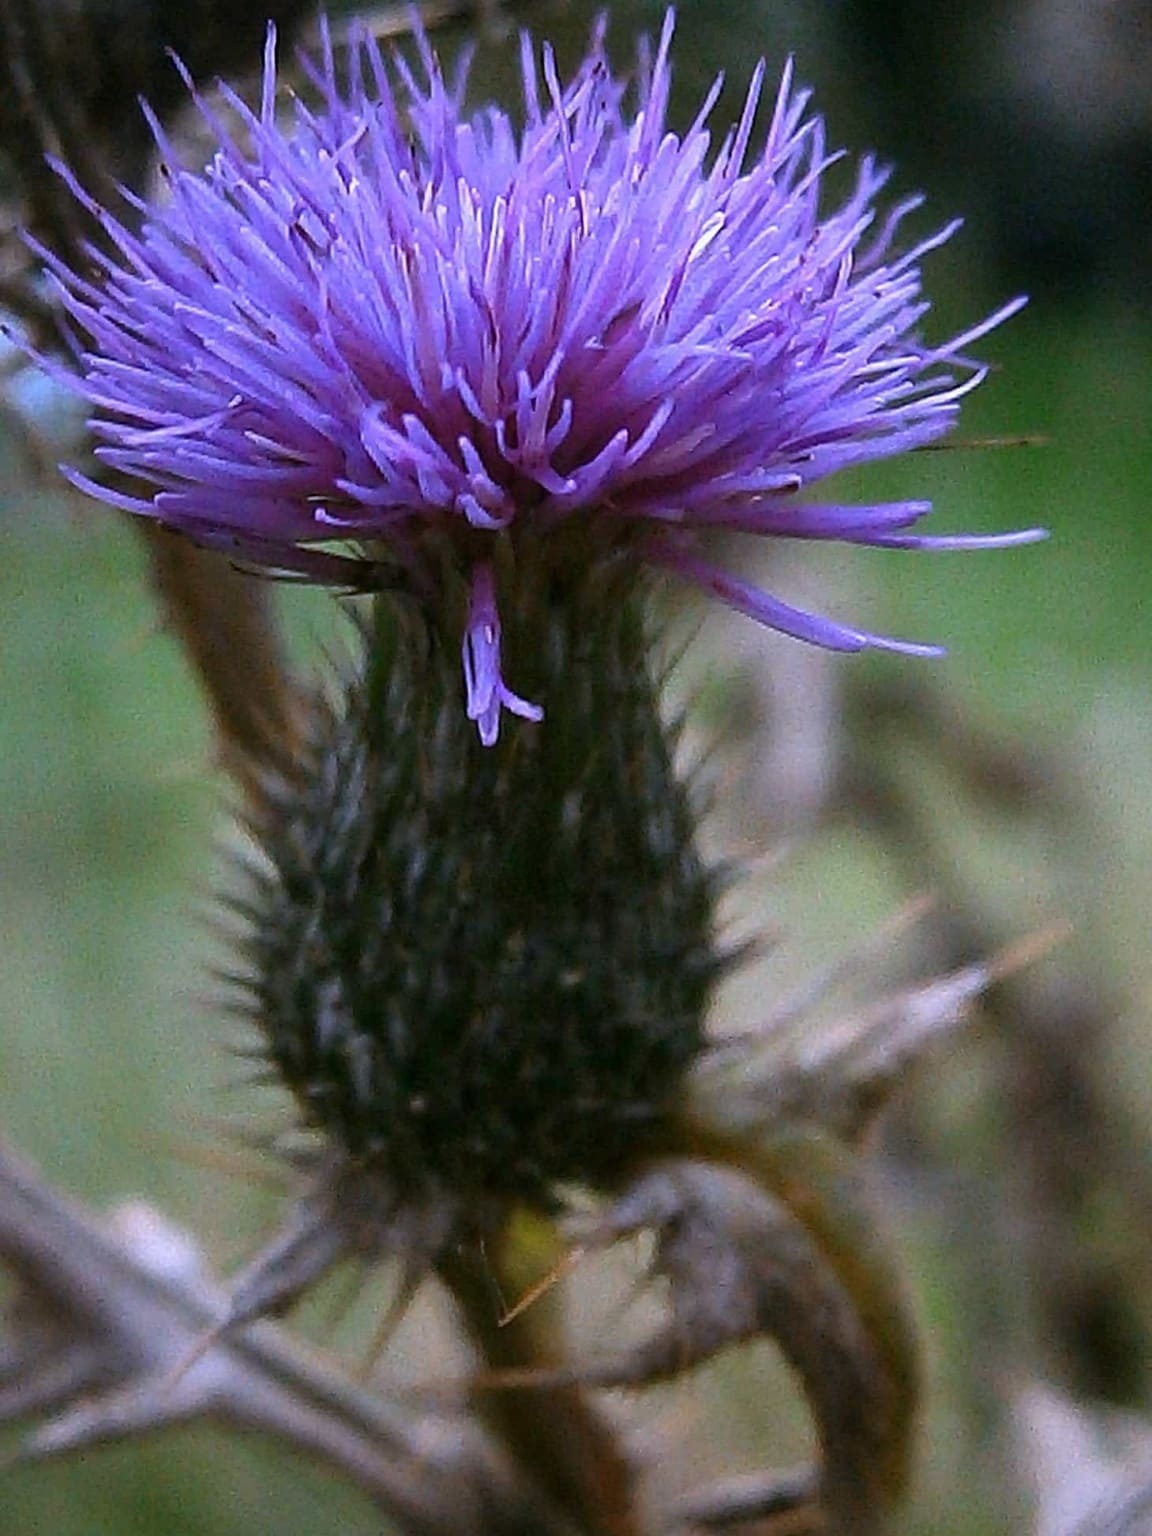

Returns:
2,1,1150,1531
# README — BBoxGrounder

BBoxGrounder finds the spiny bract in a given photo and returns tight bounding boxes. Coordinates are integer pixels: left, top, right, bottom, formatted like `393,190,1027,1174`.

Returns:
239,588,720,1212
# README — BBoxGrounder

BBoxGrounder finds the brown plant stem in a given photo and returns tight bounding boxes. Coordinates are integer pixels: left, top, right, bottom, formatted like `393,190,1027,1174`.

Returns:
141,524,302,790
0,1138,559,1536
676,1120,920,1536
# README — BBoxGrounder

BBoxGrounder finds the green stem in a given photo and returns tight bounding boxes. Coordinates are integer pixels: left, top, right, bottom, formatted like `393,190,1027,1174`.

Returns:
439,1216,641,1536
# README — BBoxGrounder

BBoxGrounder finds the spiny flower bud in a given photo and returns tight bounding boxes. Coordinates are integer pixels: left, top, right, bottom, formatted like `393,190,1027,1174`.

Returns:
238,572,721,1220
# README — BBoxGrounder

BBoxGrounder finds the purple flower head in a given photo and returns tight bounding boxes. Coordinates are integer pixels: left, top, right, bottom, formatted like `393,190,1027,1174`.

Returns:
42,11,1043,743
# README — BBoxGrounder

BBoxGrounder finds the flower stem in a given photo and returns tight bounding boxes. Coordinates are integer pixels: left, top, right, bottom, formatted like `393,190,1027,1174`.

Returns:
439,1215,641,1536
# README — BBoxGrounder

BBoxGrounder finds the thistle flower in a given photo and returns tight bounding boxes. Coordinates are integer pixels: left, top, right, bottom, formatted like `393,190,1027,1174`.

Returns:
42,11,1041,744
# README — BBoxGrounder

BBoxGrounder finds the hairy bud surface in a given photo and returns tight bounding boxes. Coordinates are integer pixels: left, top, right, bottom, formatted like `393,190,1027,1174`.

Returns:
242,578,719,1214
